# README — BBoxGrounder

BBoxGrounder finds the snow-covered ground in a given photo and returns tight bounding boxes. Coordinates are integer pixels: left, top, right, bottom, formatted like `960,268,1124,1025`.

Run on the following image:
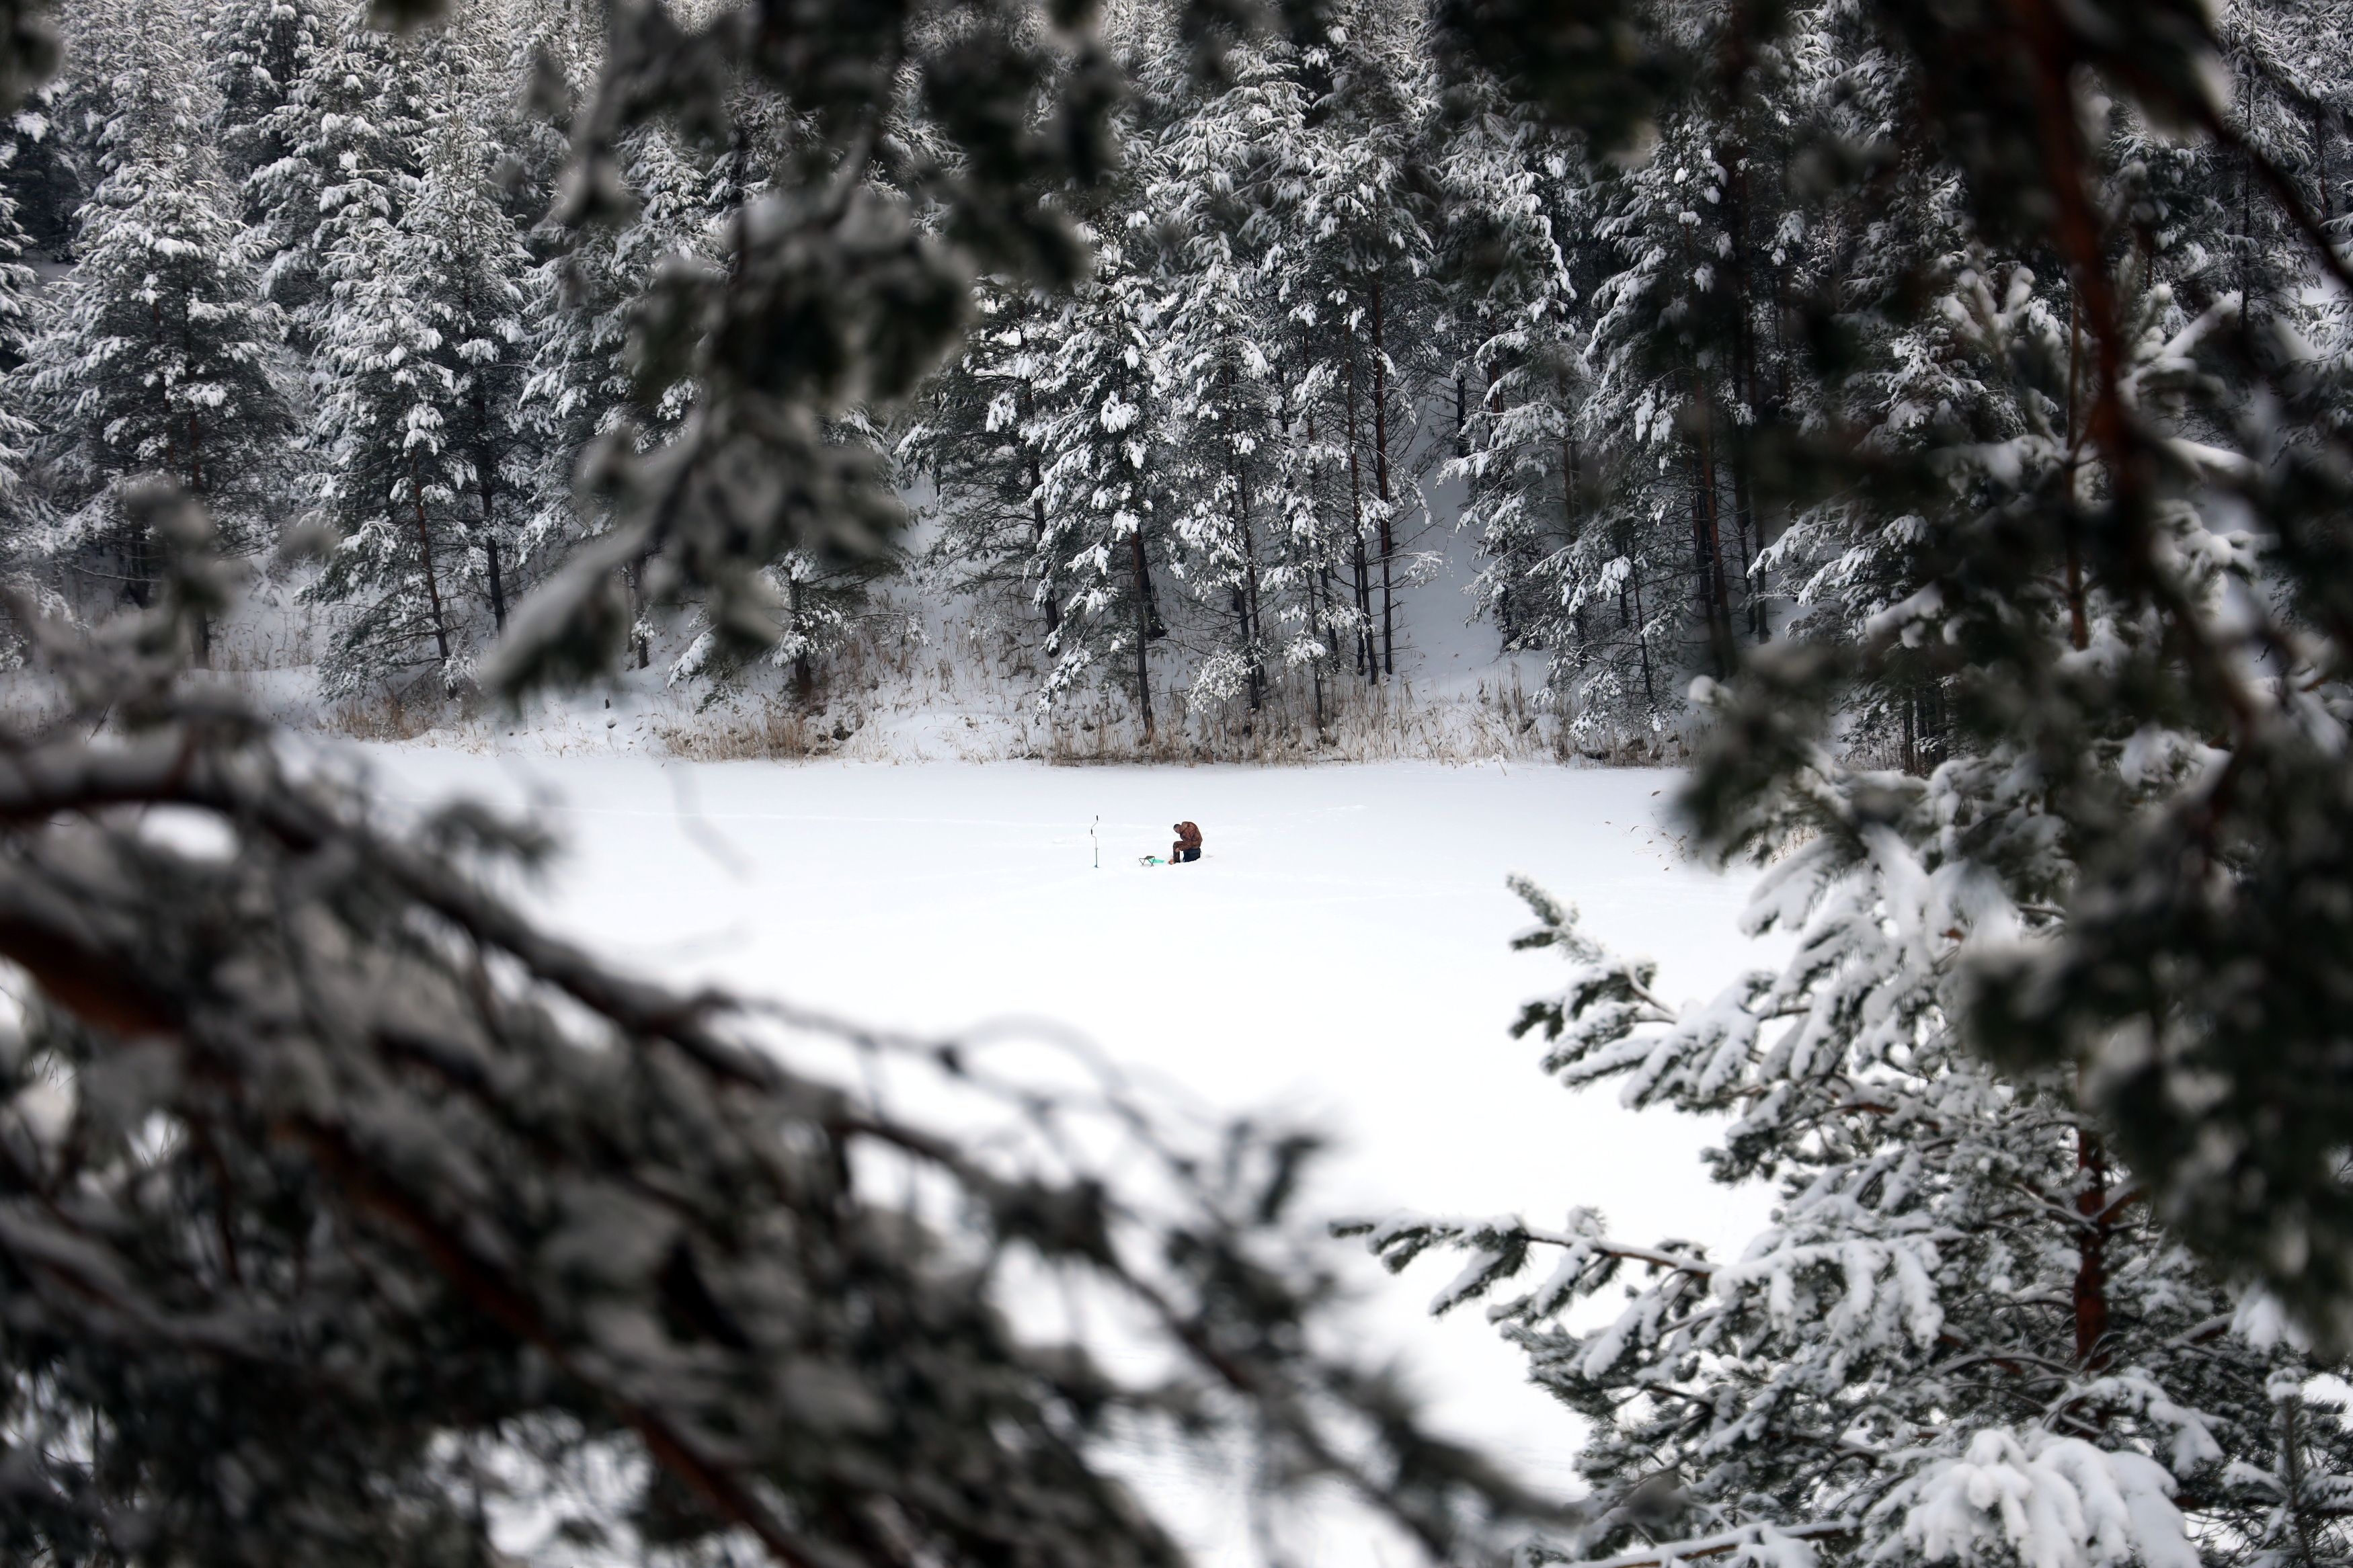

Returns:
358,745,1779,1561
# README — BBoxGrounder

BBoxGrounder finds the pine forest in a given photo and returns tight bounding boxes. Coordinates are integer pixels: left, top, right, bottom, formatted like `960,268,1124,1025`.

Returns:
7,4,2353,1568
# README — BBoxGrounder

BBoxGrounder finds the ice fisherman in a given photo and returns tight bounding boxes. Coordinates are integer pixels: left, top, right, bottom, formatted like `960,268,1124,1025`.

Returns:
1169,821,1203,864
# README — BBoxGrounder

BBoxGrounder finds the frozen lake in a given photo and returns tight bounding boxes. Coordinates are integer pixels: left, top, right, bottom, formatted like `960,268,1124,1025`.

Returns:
363,748,1780,1559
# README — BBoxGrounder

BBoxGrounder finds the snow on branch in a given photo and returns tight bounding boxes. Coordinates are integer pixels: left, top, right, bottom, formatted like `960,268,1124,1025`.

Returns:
1561,1519,1857,1568
1883,1430,2198,1568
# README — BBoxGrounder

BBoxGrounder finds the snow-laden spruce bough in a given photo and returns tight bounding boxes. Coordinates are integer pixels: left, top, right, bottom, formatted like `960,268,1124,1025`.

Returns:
1350,838,2353,1568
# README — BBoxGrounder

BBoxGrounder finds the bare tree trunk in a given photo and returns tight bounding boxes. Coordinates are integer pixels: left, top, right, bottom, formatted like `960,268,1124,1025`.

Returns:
1562,374,1587,657
2283,1390,2321,1568
1631,565,1654,708
1304,340,1330,737
1021,387,1060,643
408,449,452,665
2063,290,2091,654
1240,457,1265,713
1725,148,1766,642
483,536,507,634
1688,456,1716,631
2073,1104,2112,1373
1669,222,1735,672
1310,568,1328,736
1688,402,1734,675
1369,278,1396,679
1730,461,1759,639
1223,364,1264,712
188,407,212,668
2063,509,2111,1376
1130,527,1154,743
1345,330,1372,681
473,396,508,632
789,573,815,706
627,563,649,669
1562,395,1582,542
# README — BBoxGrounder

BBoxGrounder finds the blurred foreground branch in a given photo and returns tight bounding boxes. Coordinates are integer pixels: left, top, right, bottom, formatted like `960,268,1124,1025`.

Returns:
0,497,1577,1562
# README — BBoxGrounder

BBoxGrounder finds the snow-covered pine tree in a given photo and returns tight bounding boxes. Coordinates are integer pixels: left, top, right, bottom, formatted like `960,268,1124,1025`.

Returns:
671,536,907,708
11,0,288,636
1029,219,1181,739
909,26,1183,735
0,6,1606,1567
519,117,718,667
1453,0,1857,753
1431,75,1586,679
1241,24,1381,733
0,107,40,562
912,0,1407,735
1421,0,2353,1339
902,273,1070,651
417,75,538,635
1574,124,1757,692
42,4,141,194
672,407,906,706
245,3,428,344
474,0,589,232
303,55,532,696
1619,0,1965,769
770,536,904,705
1147,20,1303,722
204,0,327,203
1355,835,2353,1568
1,79,76,264
653,79,915,704
1292,0,1437,684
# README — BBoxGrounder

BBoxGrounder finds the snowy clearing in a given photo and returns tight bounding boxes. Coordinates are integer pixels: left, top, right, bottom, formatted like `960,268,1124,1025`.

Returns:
361,746,1780,1555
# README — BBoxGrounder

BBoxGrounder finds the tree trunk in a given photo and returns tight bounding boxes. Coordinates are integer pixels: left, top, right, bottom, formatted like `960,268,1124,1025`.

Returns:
1671,221,1735,671
1631,565,1654,708
1688,401,1734,675
188,407,212,668
1021,387,1060,643
1724,146,1767,641
1730,459,1759,640
1562,403,1583,543
627,563,649,669
2073,1109,2112,1373
483,537,508,634
2065,292,2090,652
1345,331,1372,680
1130,526,1154,743
1369,278,1395,679
2284,1391,2321,1567
1688,455,1717,638
1225,364,1265,713
1311,569,1328,736
409,449,452,665
2065,546,2110,1376
1562,373,1585,641
789,573,815,706
1304,344,1330,737
473,397,508,632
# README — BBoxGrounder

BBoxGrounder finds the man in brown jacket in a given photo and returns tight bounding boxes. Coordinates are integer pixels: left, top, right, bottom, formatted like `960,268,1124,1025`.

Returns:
1170,821,1203,864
